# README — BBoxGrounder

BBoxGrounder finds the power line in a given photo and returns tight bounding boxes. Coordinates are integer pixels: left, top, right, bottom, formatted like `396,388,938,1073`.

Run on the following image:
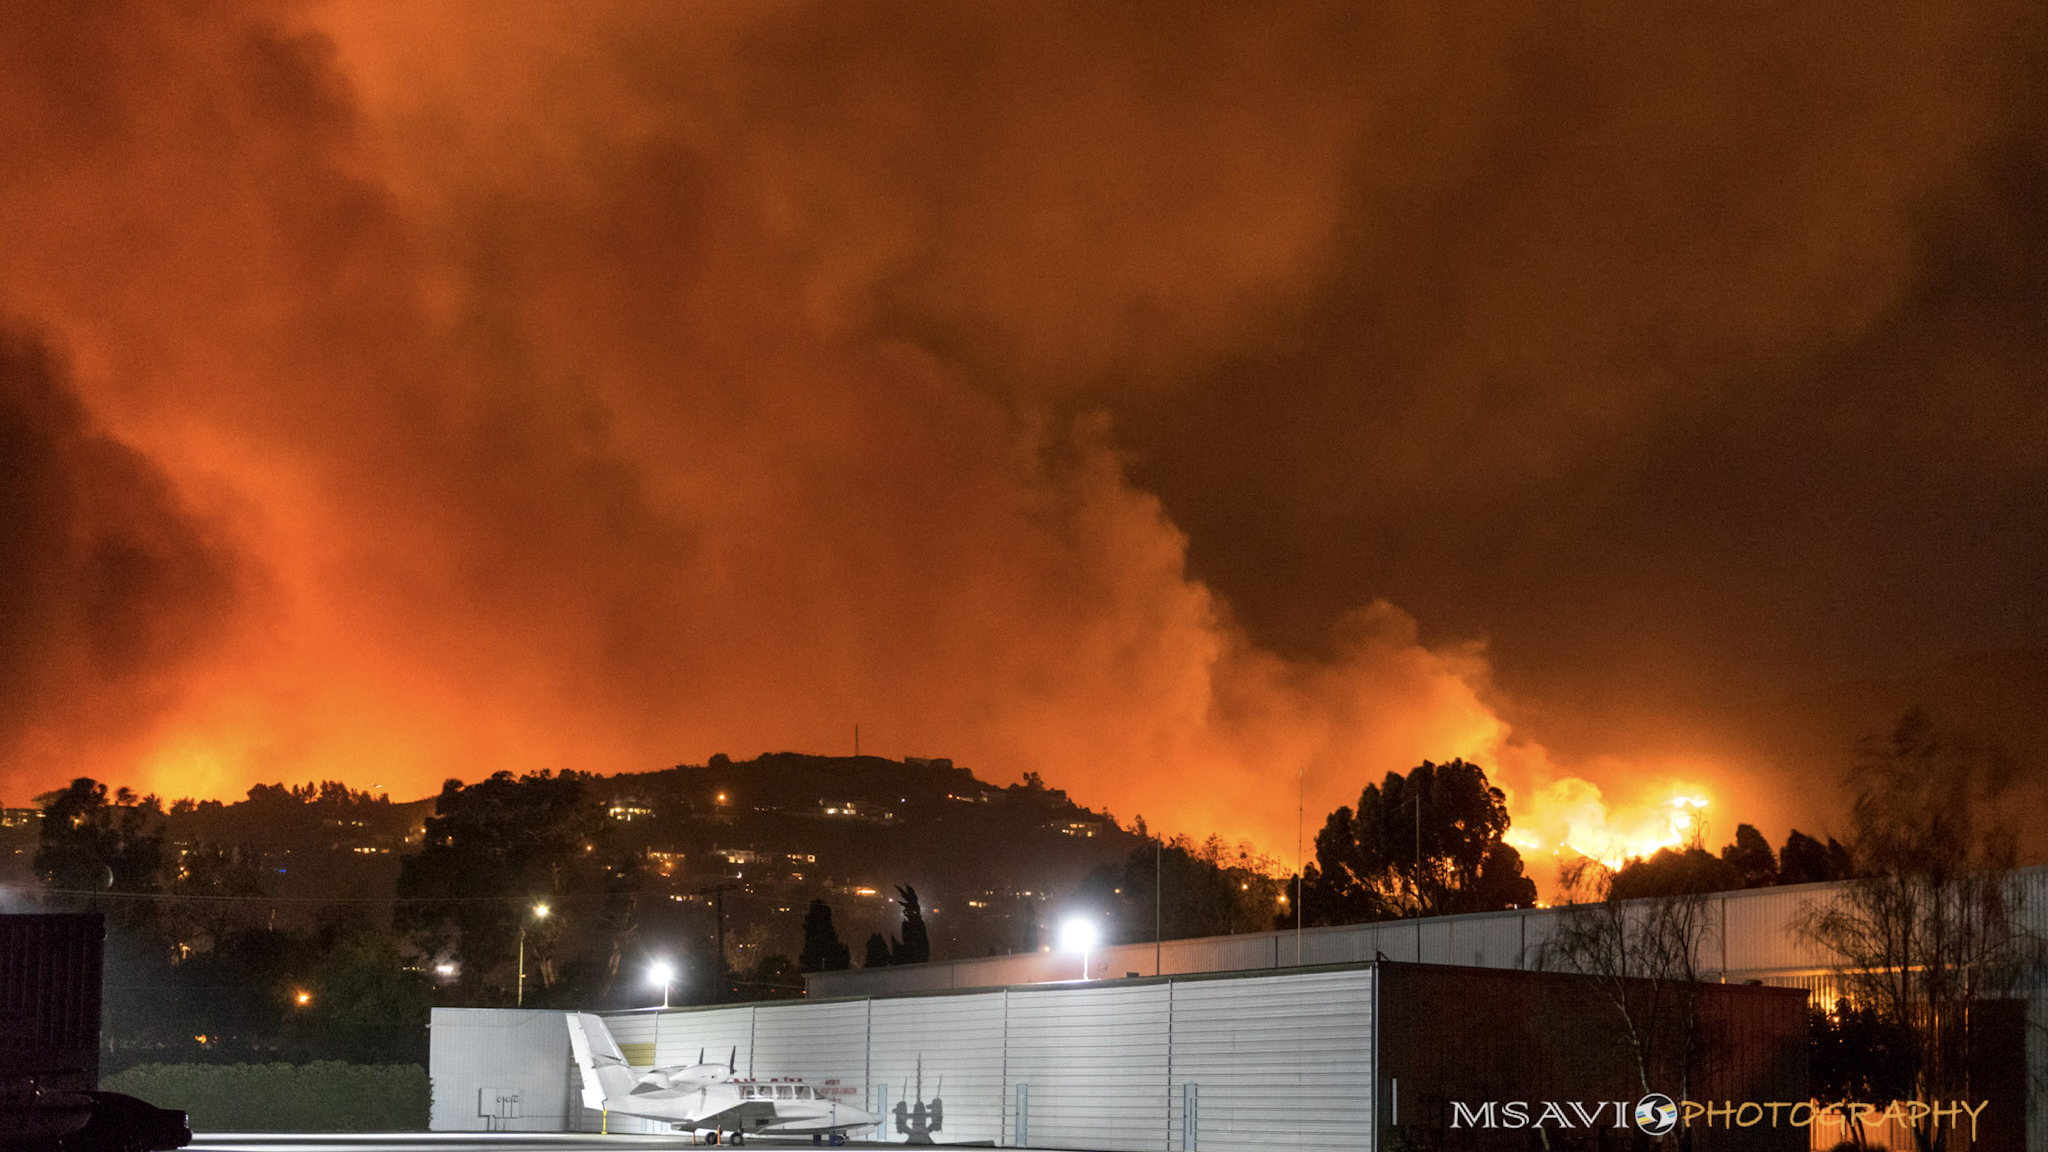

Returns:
0,881,921,920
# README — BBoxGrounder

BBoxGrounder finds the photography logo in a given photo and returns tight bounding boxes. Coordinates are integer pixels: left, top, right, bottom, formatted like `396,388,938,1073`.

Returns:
1634,1094,1678,1136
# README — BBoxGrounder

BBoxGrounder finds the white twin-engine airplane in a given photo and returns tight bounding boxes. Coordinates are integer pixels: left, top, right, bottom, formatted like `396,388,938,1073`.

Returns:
566,1013,881,1143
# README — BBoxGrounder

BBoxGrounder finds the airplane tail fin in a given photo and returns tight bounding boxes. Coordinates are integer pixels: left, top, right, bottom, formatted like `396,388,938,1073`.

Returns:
565,1013,640,1111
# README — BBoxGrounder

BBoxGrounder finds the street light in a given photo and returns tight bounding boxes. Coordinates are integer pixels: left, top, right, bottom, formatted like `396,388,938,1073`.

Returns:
1058,917,1099,981
517,902,551,1008
649,960,677,1009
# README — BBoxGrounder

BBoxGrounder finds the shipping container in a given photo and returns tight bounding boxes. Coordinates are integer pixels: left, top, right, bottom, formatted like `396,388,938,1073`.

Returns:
0,914,190,1151
0,913,103,1088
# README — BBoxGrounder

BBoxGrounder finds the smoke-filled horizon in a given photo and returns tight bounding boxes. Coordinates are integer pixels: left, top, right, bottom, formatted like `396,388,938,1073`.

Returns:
4,2,2045,880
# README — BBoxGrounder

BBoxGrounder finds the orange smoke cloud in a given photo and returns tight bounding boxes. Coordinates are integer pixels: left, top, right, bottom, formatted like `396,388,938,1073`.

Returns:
4,0,2034,880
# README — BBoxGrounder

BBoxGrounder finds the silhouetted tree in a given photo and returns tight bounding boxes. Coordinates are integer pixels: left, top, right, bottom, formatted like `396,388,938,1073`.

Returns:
34,779,167,939
894,886,931,964
1089,835,1284,942
1800,710,2044,1152
799,898,852,972
35,779,165,894
393,771,607,1001
1301,759,1535,924
165,843,269,949
1612,844,1741,898
1544,833,1722,1128
1718,823,1777,887
1777,829,1852,884
302,930,435,1064
737,954,805,1000
862,932,893,968
1809,998,1917,1148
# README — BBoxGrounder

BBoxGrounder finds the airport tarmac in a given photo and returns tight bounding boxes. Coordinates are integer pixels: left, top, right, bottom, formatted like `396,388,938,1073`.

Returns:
190,1137,696,1152
187,1137,968,1152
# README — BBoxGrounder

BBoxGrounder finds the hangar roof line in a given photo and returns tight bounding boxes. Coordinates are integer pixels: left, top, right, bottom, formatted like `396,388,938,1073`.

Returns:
802,865,2048,1000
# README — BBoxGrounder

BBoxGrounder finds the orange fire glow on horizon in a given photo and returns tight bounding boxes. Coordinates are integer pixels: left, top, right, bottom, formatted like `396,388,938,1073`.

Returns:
3,2,1838,902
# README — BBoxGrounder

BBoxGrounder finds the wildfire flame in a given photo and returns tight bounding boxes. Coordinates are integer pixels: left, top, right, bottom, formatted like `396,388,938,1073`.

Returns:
1503,778,1715,875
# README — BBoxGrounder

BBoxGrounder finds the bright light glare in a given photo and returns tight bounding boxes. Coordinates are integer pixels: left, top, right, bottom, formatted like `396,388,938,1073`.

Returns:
1058,918,1099,954
648,961,676,988
534,903,551,919
434,963,456,976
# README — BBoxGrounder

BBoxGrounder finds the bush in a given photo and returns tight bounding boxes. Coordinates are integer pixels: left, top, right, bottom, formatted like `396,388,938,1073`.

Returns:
100,1061,428,1131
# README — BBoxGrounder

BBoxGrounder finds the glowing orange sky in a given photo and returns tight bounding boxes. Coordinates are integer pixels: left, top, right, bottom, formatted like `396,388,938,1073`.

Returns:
5,1,2046,876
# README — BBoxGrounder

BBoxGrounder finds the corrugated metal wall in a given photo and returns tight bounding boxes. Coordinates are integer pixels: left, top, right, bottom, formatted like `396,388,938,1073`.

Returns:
1004,983,1172,1151
434,967,1379,1150
435,964,1821,1152
1720,883,1842,976
755,999,869,1109
1376,965,1808,1152
654,1004,753,1072
871,991,1008,1144
1168,971,1373,1152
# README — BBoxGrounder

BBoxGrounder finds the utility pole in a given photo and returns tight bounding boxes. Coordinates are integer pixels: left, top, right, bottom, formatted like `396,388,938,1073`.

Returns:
714,886,727,996
692,883,737,1000
1296,767,1304,965
1155,836,1163,976
1407,774,1427,916
854,723,860,757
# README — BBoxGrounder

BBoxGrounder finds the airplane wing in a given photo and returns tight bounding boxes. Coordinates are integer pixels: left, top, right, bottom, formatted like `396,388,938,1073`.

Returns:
689,1099,779,1131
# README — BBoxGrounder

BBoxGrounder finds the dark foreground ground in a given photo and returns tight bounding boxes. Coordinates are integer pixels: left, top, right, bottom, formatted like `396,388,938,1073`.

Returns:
188,1137,948,1152
194,1131,696,1139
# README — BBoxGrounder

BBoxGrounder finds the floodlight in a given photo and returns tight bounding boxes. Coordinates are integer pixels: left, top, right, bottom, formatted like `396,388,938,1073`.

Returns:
1058,918,1099,954
649,960,678,1008
1058,917,1100,980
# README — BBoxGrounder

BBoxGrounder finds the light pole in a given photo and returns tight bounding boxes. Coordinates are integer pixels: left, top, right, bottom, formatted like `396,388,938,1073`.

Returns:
1404,783,1427,915
1296,766,1304,965
517,902,550,1008
649,960,677,1009
1058,918,1099,982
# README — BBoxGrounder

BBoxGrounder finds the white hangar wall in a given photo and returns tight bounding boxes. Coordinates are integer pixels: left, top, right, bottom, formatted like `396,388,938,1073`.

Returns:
426,1008,576,1132
429,967,1376,1151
